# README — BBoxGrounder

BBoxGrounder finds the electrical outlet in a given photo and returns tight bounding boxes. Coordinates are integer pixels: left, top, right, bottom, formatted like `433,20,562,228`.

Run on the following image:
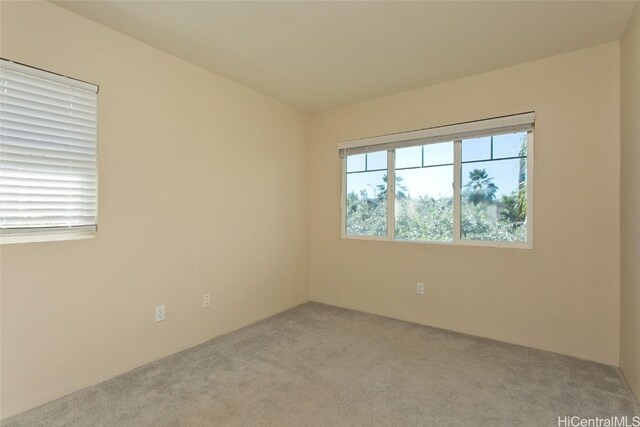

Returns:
202,294,211,308
155,304,166,321
416,282,425,295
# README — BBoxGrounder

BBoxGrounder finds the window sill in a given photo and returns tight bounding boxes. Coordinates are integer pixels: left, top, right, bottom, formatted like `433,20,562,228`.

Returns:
0,231,96,245
341,234,533,249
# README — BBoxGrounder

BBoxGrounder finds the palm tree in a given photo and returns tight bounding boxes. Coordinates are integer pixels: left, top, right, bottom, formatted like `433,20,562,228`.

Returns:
500,138,527,226
377,174,409,201
500,194,520,223
463,168,498,205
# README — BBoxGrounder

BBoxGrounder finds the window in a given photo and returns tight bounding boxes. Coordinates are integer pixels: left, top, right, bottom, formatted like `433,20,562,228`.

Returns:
0,59,98,244
339,113,534,248
395,141,454,242
345,151,388,236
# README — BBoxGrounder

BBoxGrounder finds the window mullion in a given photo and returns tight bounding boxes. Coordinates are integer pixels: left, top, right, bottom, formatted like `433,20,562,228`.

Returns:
453,140,462,243
387,150,395,240
526,130,534,247
341,156,347,238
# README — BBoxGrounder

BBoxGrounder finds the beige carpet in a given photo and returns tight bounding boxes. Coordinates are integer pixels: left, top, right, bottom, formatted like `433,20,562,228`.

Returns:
3,302,639,426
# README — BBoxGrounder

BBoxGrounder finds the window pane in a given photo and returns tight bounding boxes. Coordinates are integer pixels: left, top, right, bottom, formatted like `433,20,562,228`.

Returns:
366,151,387,170
423,141,454,166
395,146,421,169
462,136,491,162
345,169,387,236
395,165,453,242
460,158,527,242
493,132,527,159
346,154,365,172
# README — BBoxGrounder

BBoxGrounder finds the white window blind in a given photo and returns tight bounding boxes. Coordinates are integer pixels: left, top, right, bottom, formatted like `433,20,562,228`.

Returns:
0,59,98,243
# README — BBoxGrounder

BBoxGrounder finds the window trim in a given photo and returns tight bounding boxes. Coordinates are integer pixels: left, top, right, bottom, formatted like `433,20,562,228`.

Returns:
338,112,534,156
339,114,534,249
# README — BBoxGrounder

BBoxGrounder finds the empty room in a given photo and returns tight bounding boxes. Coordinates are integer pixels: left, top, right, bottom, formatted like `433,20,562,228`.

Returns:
0,1,639,426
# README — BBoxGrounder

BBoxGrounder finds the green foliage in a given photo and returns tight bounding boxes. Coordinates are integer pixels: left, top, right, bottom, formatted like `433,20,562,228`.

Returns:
461,201,527,242
499,194,521,224
346,146,527,242
395,197,453,242
346,192,526,242
346,190,387,236
499,136,527,227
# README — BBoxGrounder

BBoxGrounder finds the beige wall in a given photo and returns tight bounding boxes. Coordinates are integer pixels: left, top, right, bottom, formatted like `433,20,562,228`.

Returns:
309,42,621,366
0,1,309,418
621,3,640,399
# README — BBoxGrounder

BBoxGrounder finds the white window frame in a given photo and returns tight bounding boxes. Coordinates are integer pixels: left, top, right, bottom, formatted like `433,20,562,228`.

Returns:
339,113,534,249
0,59,99,245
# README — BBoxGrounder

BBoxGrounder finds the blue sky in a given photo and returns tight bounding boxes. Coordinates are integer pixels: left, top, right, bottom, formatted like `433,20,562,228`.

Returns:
346,132,526,200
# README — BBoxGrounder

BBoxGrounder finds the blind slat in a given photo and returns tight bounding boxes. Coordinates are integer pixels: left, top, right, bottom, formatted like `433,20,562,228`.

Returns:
1,152,95,169
0,86,96,113
1,135,96,155
1,185,96,196
0,77,97,107
1,176,97,189
2,216,95,226
2,202,95,209
1,127,96,148
1,117,96,139
1,105,96,129
1,194,95,202
1,161,95,177
1,171,96,184
0,90,96,115
1,143,96,162
3,209,97,216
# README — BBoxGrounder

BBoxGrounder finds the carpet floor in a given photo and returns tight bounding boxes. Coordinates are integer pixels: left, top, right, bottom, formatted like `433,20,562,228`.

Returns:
3,302,639,426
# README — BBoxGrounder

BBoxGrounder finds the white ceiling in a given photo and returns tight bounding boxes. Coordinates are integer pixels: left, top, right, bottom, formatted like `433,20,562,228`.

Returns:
53,1,636,112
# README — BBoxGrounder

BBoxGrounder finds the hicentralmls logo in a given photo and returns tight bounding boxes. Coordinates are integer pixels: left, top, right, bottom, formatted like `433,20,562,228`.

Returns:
558,416,640,427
